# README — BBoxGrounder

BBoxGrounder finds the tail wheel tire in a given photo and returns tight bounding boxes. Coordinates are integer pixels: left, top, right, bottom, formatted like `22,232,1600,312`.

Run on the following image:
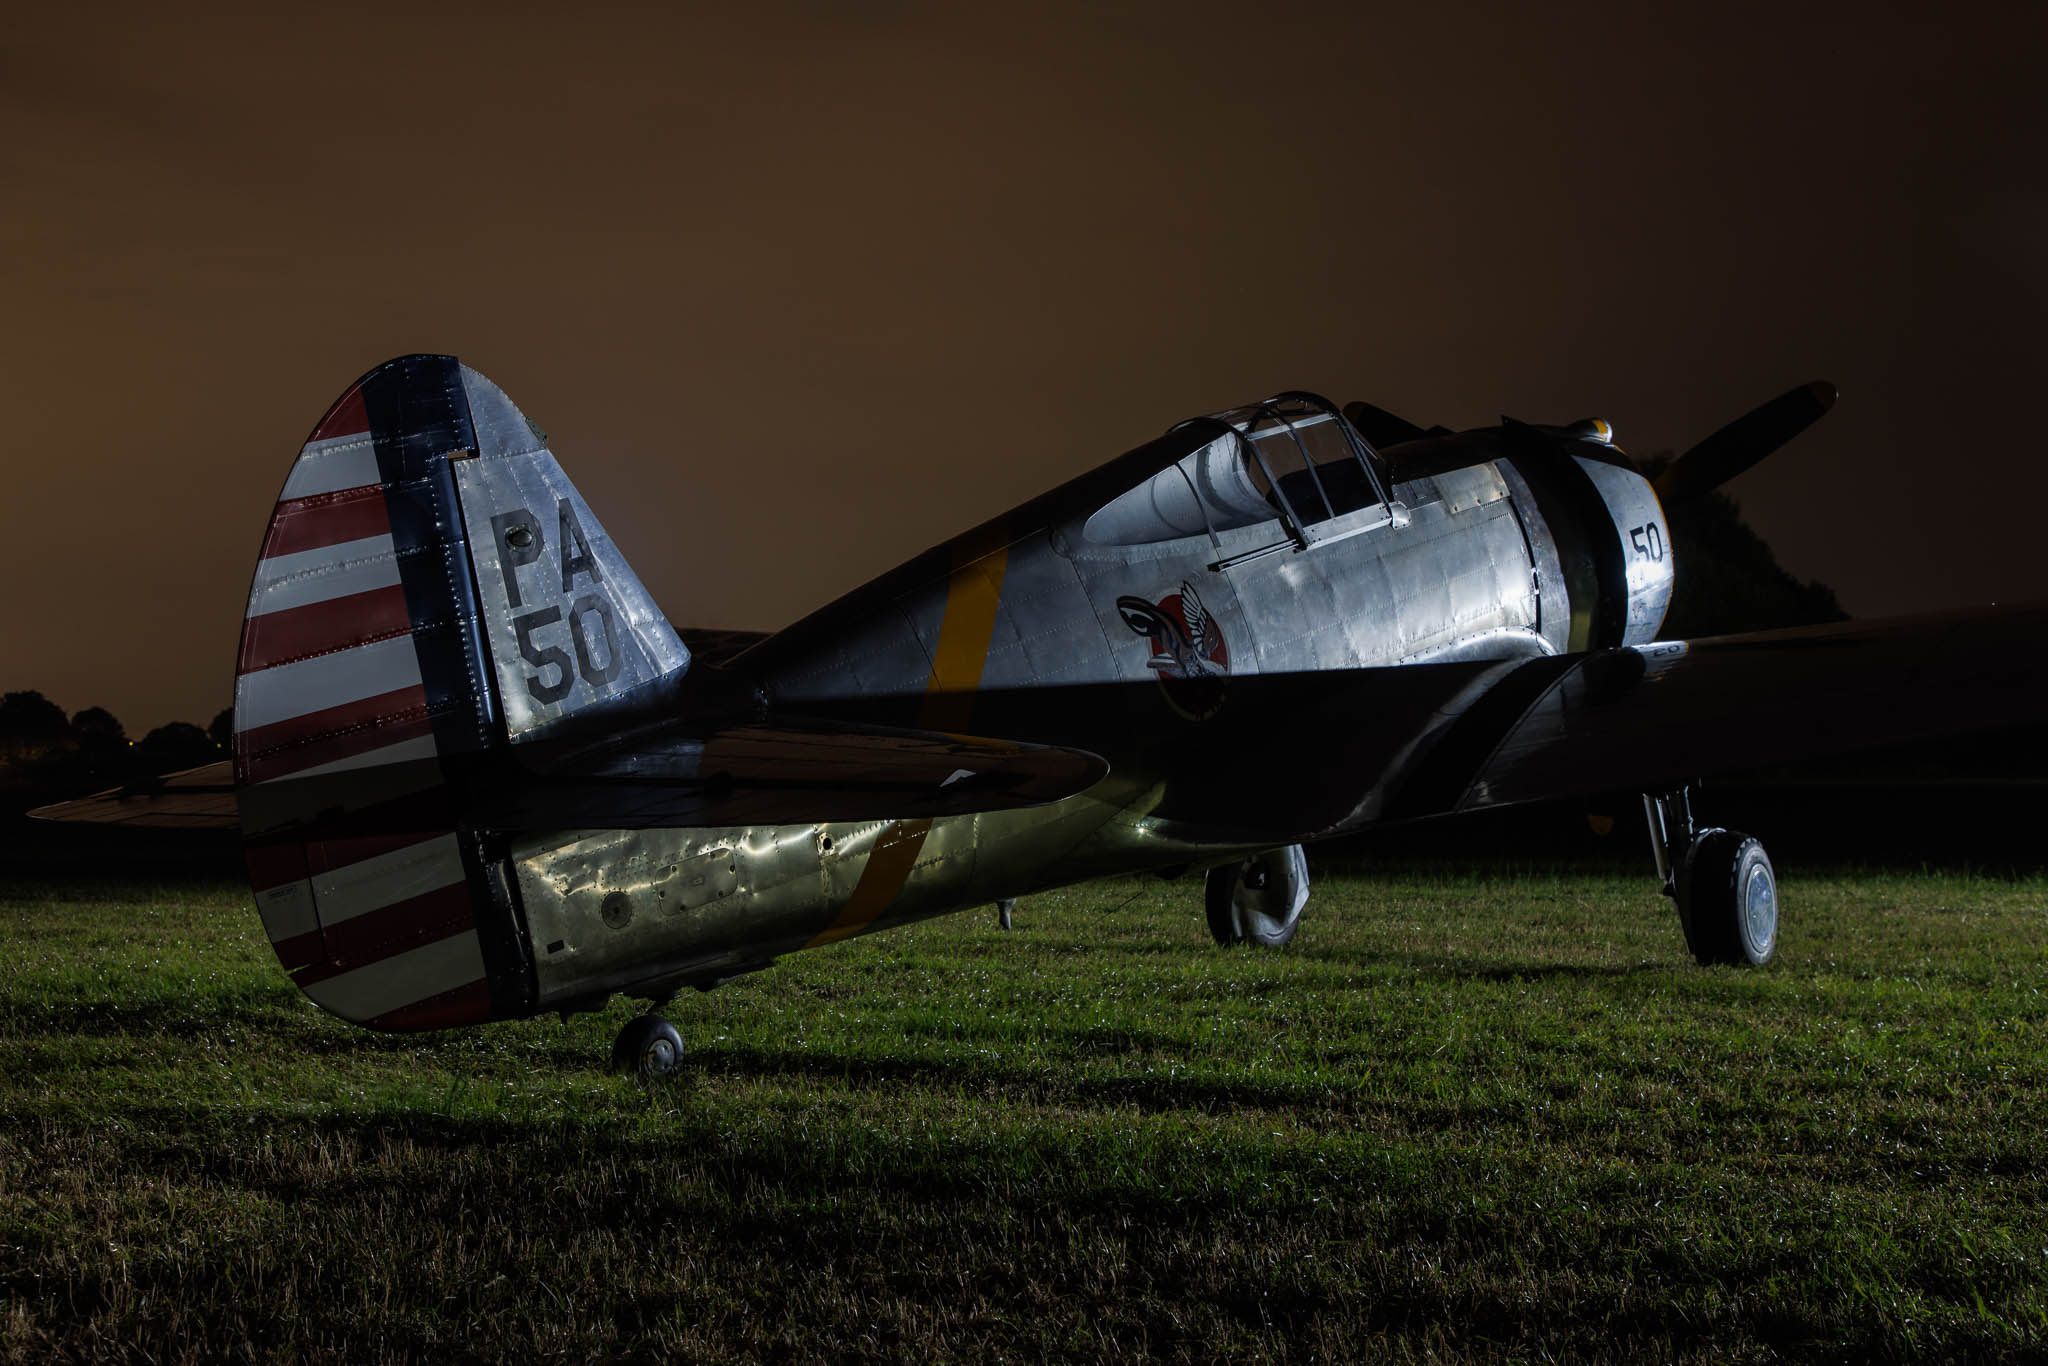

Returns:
611,1014,686,1080
1677,829,1777,966
1204,845,1309,948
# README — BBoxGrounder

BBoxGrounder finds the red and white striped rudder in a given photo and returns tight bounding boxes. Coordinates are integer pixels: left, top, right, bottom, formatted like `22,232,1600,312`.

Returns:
234,356,687,1031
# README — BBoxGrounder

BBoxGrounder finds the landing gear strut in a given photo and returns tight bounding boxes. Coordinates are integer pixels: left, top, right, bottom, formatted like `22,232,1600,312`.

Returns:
611,1012,686,1080
1643,789,1778,965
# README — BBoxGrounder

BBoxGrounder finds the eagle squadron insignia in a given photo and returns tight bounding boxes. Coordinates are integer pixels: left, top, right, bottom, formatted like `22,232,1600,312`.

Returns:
1116,581,1231,720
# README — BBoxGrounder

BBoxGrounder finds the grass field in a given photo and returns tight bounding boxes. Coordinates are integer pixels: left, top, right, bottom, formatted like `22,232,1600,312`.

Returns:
2,865,2044,1363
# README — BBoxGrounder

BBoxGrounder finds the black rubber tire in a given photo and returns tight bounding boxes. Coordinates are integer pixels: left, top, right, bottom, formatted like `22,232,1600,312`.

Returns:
1204,864,1244,946
610,1014,686,1080
1677,829,1777,966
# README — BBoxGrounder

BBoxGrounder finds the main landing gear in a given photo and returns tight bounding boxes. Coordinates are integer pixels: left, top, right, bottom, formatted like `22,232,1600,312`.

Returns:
1205,844,1310,947
611,1011,686,1080
1643,789,1778,965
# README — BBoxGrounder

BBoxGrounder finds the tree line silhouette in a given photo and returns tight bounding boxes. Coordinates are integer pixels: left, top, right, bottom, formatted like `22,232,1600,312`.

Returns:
0,693,230,816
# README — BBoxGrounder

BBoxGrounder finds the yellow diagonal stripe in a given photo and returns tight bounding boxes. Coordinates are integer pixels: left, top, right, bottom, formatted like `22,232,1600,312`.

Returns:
919,535,1009,735
805,527,1009,948
806,817,934,947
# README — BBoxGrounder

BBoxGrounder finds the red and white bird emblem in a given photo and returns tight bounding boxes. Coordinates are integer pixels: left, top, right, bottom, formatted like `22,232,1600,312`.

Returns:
1116,581,1231,719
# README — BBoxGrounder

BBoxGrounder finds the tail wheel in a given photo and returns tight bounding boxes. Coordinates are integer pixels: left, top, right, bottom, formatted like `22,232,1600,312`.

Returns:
1204,845,1309,948
611,1014,686,1080
1677,829,1778,965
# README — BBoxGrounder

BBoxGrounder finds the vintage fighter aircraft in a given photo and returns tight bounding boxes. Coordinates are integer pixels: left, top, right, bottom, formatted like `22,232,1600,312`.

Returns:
38,356,2048,1076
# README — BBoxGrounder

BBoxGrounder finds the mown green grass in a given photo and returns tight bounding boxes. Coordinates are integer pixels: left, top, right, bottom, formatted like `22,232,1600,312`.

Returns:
2,867,2045,1363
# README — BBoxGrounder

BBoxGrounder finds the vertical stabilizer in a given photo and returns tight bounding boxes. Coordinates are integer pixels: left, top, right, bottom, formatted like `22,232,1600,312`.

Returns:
450,365,690,741
232,354,686,1031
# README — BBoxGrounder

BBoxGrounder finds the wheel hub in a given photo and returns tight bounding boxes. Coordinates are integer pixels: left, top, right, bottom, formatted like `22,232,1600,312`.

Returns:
1742,861,1777,955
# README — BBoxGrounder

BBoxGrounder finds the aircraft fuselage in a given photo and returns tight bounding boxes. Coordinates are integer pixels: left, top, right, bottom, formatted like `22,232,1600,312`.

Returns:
505,409,1674,1011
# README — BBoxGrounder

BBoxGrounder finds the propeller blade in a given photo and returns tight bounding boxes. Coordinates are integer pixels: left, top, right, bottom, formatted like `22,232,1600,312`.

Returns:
1653,381,1837,503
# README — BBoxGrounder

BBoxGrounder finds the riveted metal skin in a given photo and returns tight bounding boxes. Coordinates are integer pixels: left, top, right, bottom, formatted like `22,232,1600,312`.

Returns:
233,362,1862,1029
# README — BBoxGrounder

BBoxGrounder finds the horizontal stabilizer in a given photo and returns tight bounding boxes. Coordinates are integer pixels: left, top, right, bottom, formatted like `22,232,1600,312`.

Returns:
475,718,1108,830
31,726,1106,836
28,761,238,829
675,627,770,669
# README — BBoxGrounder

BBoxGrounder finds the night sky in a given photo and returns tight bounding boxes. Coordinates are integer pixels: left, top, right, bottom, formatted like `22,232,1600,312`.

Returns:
8,2,2045,732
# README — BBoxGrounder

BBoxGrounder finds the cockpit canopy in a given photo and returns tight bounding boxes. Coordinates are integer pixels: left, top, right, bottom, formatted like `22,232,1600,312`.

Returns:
1082,391,1396,549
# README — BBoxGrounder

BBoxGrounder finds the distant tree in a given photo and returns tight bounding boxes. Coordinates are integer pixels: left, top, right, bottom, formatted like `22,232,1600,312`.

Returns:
68,707,131,780
1638,456,1849,638
71,706,126,746
0,691,75,764
135,722,218,775
208,707,233,751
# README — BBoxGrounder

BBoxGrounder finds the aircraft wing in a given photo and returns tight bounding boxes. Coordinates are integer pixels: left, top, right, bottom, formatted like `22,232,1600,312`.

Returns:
27,761,238,828
801,603,2048,844
1427,603,2048,816
507,604,2048,834
35,607,2044,839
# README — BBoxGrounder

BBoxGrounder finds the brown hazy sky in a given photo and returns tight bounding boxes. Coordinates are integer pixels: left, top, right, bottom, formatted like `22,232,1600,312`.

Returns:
6,2,2046,731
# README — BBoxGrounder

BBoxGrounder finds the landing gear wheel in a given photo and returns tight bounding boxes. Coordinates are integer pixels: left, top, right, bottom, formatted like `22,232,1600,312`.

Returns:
610,1014,686,1080
1204,845,1309,948
1676,829,1777,966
